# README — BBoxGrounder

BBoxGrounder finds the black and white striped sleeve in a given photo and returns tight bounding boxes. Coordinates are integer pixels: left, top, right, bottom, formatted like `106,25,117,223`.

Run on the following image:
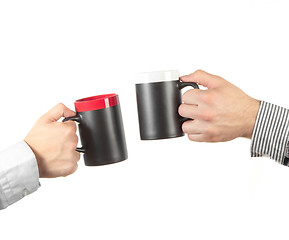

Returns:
251,101,289,166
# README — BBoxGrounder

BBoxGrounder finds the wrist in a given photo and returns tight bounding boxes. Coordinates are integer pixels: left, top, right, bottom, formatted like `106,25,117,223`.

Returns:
241,98,261,139
24,138,43,177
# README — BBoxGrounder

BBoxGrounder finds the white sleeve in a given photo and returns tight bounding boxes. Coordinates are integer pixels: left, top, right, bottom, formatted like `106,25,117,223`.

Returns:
0,141,40,210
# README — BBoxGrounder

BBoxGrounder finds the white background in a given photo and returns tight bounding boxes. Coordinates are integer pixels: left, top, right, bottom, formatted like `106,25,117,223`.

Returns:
0,0,289,239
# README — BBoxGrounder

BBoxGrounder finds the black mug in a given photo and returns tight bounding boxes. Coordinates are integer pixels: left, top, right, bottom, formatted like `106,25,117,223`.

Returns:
135,70,199,140
63,94,128,166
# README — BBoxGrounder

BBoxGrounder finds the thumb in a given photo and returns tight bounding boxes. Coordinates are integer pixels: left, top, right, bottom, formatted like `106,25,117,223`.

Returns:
41,103,76,123
180,69,223,89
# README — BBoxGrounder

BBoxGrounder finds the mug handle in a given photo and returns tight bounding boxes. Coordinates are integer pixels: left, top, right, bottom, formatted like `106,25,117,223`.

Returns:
62,115,86,153
178,80,199,122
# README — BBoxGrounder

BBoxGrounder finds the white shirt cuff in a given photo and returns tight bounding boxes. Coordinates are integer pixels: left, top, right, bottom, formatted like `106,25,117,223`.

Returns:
0,141,40,210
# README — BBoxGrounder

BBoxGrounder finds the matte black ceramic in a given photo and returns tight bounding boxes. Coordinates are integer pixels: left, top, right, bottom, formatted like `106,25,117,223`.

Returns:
63,103,127,166
136,80,199,140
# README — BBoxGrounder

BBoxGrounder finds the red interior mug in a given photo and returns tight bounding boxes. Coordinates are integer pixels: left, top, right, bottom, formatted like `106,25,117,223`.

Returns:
63,94,128,166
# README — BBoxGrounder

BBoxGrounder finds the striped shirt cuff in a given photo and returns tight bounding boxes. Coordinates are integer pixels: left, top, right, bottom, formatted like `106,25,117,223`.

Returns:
251,101,289,165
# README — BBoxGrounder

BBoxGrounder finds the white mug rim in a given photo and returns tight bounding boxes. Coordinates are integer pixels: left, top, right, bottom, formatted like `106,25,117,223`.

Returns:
135,70,180,84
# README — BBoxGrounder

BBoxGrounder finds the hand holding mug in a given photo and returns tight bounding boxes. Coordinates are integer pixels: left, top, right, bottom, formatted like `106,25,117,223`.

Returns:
25,94,128,179
179,70,261,142
25,103,80,178
63,94,128,166
135,70,199,140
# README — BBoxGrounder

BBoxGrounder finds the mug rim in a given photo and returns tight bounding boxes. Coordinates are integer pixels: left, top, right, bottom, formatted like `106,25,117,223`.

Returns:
135,70,180,84
75,93,119,112
76,93,117,103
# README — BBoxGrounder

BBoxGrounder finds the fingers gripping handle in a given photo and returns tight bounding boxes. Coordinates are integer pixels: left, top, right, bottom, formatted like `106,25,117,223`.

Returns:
178,80,199,123
178,81,199,90
62,115,85,153
74,146,85,153
63,115,81,123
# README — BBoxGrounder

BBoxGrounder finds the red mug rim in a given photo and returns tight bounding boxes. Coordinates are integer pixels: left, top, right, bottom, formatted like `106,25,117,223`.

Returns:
74,93,119,112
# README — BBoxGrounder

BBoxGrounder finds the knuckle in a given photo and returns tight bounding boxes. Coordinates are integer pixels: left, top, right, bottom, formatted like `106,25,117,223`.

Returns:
69,141,78,151
178,104,186,116
205,135,214,142
194,69,205,77
205,134,217,142
182,89,193,103
182,120,192,133
63,126,75,137
182,93,188,103
56,103,65,110
198,110,214,121
195,69,204,74
209,112,216,121
188,134,195,142
65,120,76,128
200,93,213,104
69,152,77,161
67,143,80,156
75,152,81,162
198,111,207,120
69,122,77,132
65,128,73,136
203,126,216,141
204,113,213,121
181,123,187,133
